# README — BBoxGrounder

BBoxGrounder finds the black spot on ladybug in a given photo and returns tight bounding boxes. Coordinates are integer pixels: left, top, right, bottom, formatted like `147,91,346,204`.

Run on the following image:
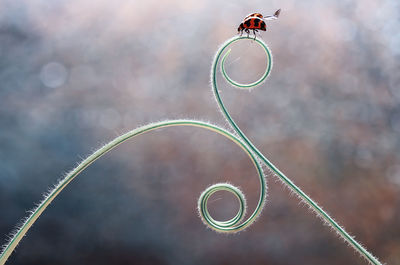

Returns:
260,21,266,30
244,19,251,27
253,18,260,27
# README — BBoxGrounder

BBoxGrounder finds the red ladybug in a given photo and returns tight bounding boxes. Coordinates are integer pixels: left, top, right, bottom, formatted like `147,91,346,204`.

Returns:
238,9,281,39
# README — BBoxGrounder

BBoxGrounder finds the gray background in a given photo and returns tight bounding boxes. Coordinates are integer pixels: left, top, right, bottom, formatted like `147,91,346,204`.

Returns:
0,0,399,264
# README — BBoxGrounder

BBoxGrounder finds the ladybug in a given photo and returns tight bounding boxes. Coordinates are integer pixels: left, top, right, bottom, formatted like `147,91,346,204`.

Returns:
238,9,281,39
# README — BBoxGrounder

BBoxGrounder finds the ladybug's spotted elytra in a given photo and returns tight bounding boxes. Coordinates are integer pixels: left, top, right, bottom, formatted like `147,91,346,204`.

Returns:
238,9,281,40
243,12,264,20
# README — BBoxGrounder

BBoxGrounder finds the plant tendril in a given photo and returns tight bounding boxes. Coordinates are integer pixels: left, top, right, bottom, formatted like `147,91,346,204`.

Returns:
0,36,382,265
0,120,265,264
211,36,381,265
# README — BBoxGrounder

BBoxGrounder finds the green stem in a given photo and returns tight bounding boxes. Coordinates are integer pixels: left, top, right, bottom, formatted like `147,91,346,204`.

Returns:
0,120,266,264
212,36,381,265
0,35,382,265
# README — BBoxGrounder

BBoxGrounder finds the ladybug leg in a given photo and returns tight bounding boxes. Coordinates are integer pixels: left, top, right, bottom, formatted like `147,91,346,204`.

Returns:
253,29,257,40
239,30,243,36
245,29,250,38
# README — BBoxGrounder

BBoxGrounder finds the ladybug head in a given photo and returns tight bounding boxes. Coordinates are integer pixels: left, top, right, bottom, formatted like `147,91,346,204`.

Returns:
237,23,244,32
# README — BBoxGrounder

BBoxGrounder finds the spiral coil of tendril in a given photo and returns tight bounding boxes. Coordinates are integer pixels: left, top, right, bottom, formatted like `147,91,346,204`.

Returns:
0,36,382,265
197,36,272,232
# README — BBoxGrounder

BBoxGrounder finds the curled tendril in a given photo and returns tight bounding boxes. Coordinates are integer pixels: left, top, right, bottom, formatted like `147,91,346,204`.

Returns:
209,36,381,265
0,36,382,265
219,39,272,89
196,36,272,233
198,183,247,232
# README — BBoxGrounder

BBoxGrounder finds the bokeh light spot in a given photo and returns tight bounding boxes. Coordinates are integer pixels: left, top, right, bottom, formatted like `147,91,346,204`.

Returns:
39,62,68,88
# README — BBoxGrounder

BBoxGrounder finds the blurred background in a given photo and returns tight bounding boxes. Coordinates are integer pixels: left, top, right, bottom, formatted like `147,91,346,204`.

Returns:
0,0,399,264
